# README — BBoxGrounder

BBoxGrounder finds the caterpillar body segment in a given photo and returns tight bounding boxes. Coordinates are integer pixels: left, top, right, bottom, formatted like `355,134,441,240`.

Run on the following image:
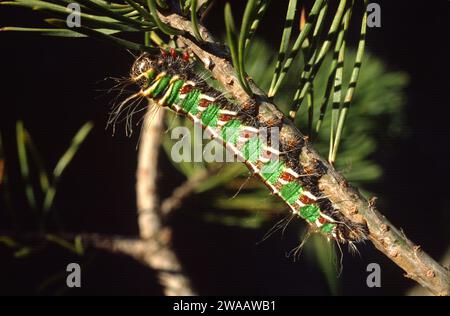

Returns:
125,52,368,245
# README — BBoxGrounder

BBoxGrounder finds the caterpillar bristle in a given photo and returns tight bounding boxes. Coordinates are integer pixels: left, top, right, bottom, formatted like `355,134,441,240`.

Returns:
287,229,311,262
110,50,369,251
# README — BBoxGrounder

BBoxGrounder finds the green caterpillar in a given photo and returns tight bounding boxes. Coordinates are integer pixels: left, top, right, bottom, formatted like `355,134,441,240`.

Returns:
112,50,368,249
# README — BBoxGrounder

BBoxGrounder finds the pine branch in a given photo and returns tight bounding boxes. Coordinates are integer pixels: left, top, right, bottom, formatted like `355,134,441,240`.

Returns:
2,107,196,296
2,0,448,296
0,230,193,295
160,168,217,217
158,12,450,296
135,106,196,295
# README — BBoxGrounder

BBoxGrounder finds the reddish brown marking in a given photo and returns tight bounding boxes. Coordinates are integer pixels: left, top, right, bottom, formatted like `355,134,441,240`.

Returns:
242,129,259,139
280,172,295,182
242,100,255,110
182,50,190,62
180,85,194,94
261,151,272,159
318,217,326,224
170,47,177,59
160,48,168,58
286,138,301,149
219,114,234,122
304,165,316,175
199,99,213,107
299,195,314,205
266,118,278,127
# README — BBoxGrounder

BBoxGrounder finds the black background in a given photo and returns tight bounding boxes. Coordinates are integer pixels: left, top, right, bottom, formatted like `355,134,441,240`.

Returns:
0,0,449,295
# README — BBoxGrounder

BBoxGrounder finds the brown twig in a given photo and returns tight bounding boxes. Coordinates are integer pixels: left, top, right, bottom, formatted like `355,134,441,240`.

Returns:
135,107,196,295
158,13,450,296
136,110,164,240
160,168,217,217
0,104,198,295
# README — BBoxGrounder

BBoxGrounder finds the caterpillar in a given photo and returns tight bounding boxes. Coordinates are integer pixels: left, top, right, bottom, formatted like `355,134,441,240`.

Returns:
111,49,368,250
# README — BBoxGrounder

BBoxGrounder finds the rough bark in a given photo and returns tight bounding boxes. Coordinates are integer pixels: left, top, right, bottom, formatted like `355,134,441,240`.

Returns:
158,12,450,296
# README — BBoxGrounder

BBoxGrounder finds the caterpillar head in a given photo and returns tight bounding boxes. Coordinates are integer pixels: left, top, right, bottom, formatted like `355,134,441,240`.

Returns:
130,53,158,88
131,49,191,89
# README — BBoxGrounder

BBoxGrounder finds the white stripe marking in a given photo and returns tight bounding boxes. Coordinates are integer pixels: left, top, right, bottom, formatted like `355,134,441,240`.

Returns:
219,109,238,116
285,168,301,178
185,80,196,86
242,126,259,133
303,191,317,200
296,200,305,208
263,146,280,155
200,94,216,102
319,212,336,223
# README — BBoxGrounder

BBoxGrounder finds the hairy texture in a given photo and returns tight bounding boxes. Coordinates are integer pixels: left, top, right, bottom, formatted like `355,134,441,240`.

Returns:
153,13,449,296
107,11,450,295
116,52,368,247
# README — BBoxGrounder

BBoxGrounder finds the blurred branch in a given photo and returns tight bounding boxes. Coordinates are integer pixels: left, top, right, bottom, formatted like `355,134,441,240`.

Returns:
0,230,190,294
160,168,216,217
136,110,164,240
158,12,450,296
135,105,196,296
1,105,196,296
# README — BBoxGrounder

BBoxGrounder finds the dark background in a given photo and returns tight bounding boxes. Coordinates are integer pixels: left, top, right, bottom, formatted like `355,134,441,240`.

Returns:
0,0,449,295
